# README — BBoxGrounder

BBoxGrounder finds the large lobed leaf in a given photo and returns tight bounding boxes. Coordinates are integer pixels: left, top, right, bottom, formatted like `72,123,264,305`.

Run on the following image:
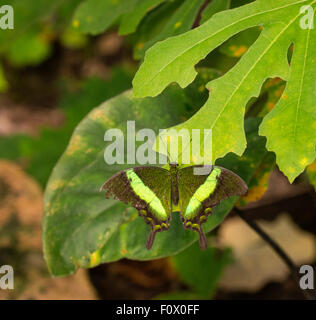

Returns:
43,82,269,276
133,0,316,182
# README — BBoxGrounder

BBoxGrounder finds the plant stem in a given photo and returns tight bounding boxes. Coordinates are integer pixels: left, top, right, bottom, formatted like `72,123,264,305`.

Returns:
234,207,316,300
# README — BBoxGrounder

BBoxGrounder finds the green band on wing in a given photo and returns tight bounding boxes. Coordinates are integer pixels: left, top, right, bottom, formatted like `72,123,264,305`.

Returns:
126,169,167,220
184,167,221,220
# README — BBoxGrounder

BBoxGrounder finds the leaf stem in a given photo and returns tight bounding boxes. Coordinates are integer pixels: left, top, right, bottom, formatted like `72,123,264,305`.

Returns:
234,207,316,300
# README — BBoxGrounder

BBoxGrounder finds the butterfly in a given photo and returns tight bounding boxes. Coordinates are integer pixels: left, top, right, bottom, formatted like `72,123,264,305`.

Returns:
100,163,247,250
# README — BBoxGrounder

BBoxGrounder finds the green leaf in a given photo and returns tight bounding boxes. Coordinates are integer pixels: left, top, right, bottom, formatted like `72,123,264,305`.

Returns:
170,242,232,298
0,0,82,67
133,0,316,182
134,0,204,59
259,25,316,182
0,0,57,50
6,31,52,67
200,0,231,24
119,0,167,35
72,0,138,35
132,0,182,59
43,80,268,277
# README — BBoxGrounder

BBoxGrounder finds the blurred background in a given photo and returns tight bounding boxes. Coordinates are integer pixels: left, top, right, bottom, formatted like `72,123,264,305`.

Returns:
0,0,315,300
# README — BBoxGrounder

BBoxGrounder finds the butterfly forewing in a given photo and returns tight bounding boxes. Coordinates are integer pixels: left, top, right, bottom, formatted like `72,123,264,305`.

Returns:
101,166,172,249
177,165,248,249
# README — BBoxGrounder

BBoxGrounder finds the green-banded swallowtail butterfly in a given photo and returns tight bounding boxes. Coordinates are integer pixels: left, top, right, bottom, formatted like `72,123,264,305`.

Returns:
100,164,247,250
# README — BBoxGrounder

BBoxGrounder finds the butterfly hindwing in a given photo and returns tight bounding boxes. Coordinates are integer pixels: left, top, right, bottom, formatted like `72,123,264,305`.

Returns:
100,166,172,249
177,165,248,249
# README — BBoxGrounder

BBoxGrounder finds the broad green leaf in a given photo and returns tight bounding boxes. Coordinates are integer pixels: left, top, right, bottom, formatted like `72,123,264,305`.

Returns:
200,0,231,24
72,0,138,35
259,24,316,182
133,0,316,182
134,0,204,59
43,85,268,277
119,0,167,35
170,242,232,298
306,162,316,190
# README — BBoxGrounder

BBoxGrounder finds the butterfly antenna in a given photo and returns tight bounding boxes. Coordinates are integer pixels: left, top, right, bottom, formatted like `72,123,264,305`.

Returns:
158,133,171,165
146,229,156,250
177,136,192,166
198,227,207,250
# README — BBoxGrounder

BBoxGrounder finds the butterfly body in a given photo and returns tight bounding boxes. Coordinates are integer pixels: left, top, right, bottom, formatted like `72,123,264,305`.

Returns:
101,163,247,250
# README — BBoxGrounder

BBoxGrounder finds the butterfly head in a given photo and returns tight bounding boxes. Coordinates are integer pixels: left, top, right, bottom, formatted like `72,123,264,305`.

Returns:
169,162,179,169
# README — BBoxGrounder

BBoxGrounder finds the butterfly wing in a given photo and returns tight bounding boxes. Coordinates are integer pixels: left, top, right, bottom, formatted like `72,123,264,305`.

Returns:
178,165,248,249
100,166,172,249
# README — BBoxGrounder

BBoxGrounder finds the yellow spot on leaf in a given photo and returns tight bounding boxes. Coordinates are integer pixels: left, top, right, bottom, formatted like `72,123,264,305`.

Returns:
300,158,309,166
275,87,284,97
288,167,295,173
267,102,275,111
90,249,101,267
73,20,79,28
282,93,287,100
66,135,85,156
137,42,144,50
121,249,127,254
174,21,182,29
49,179,66,191
198,85,205,92
307,162,316,172
238,172,270,205
89,109,104,121
233,46,247,57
